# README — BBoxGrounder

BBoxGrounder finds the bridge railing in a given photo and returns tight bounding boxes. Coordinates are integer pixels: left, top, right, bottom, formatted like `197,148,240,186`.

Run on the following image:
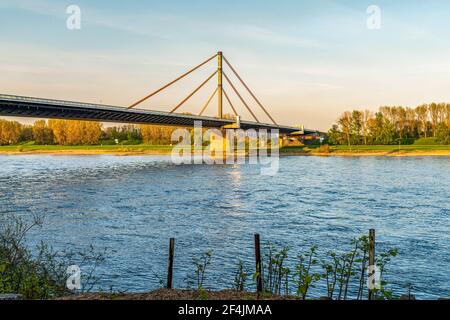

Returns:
0,94,126,111
0,94,309,133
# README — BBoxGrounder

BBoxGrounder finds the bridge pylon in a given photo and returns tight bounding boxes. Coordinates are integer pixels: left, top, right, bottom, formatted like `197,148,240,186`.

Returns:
217,51,223,119
127,51,280,127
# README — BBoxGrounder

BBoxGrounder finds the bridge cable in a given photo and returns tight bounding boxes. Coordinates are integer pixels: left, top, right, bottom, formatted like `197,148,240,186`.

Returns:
223,56,278,125
170,70,218,113
222,88,239,117
223,72,260,123
199,87,218,116
128,53,218,109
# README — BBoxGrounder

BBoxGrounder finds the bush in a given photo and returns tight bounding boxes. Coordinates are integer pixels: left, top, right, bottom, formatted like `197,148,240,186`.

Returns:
397,138,415,145
317,144,331,153
413,137,440,145
436,123,450,145
120,140,142,145
0,214,106,299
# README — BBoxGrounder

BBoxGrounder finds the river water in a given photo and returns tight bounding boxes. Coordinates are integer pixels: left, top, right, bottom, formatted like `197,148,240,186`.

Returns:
0,155,448,299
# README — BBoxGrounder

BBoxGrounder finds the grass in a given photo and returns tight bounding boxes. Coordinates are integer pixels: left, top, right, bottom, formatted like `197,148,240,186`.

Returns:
280,144,450,155
0,143,449,155
413,137,441,145
331,144,450,151
0,143,174,153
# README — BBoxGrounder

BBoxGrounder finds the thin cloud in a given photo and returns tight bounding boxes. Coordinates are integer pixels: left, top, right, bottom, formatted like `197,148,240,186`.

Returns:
221,24,321,48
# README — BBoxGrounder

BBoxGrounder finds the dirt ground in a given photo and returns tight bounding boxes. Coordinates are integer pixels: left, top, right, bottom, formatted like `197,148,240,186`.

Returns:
57,289,303,300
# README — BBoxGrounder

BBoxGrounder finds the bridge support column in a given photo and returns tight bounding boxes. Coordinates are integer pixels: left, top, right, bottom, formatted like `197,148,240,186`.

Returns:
208,129,247,159
209,130,230,156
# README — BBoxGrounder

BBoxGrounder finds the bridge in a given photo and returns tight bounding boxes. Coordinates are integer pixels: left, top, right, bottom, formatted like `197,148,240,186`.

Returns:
0,52,316,135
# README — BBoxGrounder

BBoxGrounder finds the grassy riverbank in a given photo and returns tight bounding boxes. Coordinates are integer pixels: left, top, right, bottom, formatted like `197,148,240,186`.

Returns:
281,145,450,156
0,144,449,156
0,144,174,155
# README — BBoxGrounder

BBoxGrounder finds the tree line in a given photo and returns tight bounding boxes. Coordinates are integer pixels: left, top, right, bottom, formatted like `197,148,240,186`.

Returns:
0,119,181,146
327,103,450,145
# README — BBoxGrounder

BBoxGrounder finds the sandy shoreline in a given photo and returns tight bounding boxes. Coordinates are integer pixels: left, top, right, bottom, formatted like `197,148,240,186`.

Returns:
282,150,450,157
0,149,172,156
1,149,449,157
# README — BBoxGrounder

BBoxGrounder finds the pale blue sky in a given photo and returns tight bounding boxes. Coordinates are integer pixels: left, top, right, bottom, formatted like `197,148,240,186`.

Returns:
1,0,450,130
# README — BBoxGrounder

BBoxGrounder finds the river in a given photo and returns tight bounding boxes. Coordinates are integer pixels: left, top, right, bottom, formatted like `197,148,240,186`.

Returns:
0,155,448,299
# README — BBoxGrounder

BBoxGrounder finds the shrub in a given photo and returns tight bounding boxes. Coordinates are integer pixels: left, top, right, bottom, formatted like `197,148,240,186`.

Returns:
0,214,106,299
186,251,213,290
317,144,331,153
436,123,450,145
413,137,440,145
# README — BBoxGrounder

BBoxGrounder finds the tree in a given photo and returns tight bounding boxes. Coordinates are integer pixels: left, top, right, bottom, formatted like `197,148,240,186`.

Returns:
351,111,363,145
82,121,102,145
338,112,352,147
65,121,83,145
48,120,68,145
366,117,378,145
140,125,179,145
329,102,449,145
64,120,102,145
102,125,142,142
396,107,407,140
415,105,429,138
436,123,450,145
32,120,53,145
19,125,33,142
380,119,396,145
429,103,440,137
405,108,417,138
0,120,22,145
327,125,342,145
361,110,372,145
446,104,450,126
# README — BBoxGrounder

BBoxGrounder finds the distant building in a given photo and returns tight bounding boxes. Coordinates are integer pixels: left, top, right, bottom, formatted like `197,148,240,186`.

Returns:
282,131,327,146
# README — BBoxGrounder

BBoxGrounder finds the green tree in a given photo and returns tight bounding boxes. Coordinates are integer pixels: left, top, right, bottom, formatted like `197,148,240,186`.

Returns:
415,105,429,138
327,124,342,145
351,110,363,144
436,123,450,145
429,103,440,137
338,112,352,147
32,120,53,145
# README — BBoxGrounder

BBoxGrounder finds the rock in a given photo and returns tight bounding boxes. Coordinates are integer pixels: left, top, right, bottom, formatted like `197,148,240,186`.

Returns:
0,294,22,300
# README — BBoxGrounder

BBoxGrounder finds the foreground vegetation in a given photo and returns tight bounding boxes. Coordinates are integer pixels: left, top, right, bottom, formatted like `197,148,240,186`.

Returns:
58,236,403,300
0,214,106,299
0,214,419,300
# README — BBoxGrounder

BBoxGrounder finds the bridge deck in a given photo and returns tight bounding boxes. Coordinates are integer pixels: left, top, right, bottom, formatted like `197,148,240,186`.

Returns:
0,94,314,134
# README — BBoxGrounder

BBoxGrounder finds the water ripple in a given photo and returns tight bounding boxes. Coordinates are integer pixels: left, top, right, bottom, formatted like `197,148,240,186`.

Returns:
0,155,449,298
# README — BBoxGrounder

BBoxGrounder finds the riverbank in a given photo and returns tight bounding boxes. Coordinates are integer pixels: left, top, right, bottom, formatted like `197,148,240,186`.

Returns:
57,289,299,301
55,289,445,300
281,145,450,157
0,144,174,155
0,144,449,156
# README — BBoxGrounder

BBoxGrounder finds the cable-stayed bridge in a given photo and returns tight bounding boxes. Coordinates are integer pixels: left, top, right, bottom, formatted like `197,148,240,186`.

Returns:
0,52,316,135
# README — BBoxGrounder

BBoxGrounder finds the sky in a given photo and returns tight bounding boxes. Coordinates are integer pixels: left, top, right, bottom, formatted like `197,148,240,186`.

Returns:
1,0,450,130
